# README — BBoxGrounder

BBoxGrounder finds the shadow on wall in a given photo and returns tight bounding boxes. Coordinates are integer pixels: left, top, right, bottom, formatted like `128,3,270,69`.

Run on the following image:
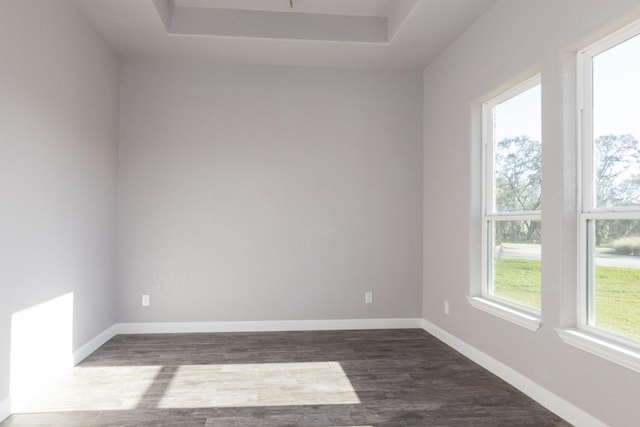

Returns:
10,293,74,412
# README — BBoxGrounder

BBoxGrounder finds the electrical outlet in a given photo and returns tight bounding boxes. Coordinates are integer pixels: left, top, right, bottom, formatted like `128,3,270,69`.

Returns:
142,294,150,306
365,291,373,304
444,301,449,315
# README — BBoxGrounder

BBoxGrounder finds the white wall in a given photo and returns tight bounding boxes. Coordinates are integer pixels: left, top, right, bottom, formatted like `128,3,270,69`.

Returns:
117,62,423,323
0,0,119,413
422,0,640,425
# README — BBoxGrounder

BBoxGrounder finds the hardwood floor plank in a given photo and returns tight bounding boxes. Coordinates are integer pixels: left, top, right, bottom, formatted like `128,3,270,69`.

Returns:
1,329,569,426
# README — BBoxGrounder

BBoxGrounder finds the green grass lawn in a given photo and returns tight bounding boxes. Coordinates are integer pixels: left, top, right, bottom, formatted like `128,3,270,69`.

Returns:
494,258,542,309
593,265,640,340
494,258,640,340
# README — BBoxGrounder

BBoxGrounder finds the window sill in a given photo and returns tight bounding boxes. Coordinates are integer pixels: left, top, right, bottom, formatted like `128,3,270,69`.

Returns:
467,296,541,331
556,328,640,373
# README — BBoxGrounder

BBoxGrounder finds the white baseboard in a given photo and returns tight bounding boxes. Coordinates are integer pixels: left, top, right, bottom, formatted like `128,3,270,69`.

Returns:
0,397,11,423
73,324,119,365
421,319,606,427
116,317,423,334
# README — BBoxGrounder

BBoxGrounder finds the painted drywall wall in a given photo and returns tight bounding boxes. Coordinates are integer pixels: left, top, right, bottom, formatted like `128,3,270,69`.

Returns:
117,62,422,323
422,0,640,425
0,0,119,413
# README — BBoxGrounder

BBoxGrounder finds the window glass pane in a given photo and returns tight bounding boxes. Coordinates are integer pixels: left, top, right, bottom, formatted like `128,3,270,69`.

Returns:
489,220,541,309
588,219,640,341
593,33,640,208
493,85,542,212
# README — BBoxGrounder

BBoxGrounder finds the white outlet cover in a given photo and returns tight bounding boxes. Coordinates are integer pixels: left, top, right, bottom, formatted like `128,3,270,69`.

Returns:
142,294,150,306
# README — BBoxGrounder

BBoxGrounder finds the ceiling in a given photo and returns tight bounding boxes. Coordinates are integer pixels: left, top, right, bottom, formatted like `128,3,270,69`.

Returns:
75,0,496,70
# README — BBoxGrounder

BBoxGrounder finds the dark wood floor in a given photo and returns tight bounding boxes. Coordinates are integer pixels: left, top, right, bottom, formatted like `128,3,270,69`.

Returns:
2,329,569,426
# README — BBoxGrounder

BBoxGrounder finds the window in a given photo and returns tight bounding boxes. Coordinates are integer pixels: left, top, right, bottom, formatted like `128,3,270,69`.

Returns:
578,23,640,347
475,75,542,327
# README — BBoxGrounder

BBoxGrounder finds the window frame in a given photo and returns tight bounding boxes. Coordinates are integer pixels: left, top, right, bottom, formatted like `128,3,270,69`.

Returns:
562,19,640,372
577,22,640,346
471,74,543,331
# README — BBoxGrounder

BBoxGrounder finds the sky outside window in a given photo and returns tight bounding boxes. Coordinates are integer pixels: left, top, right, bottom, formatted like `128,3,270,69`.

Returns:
494,85,541,143
593,33,640,140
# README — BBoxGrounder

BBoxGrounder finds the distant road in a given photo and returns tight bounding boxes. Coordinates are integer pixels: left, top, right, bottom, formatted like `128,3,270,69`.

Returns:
498,243,640,269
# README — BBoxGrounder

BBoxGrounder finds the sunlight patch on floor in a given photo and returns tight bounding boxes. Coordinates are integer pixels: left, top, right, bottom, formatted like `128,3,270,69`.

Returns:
13,366,163,413
158,361,361,408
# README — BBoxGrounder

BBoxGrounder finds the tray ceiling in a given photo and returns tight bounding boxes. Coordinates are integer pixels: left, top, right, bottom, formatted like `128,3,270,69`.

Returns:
75,0,496,69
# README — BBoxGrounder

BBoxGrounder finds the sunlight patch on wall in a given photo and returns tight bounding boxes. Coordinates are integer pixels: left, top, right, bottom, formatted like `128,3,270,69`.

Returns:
158,361,361,408
10,293,74,411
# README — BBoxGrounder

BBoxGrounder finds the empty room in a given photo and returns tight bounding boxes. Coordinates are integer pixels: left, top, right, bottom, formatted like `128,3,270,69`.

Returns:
1,0,639,425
